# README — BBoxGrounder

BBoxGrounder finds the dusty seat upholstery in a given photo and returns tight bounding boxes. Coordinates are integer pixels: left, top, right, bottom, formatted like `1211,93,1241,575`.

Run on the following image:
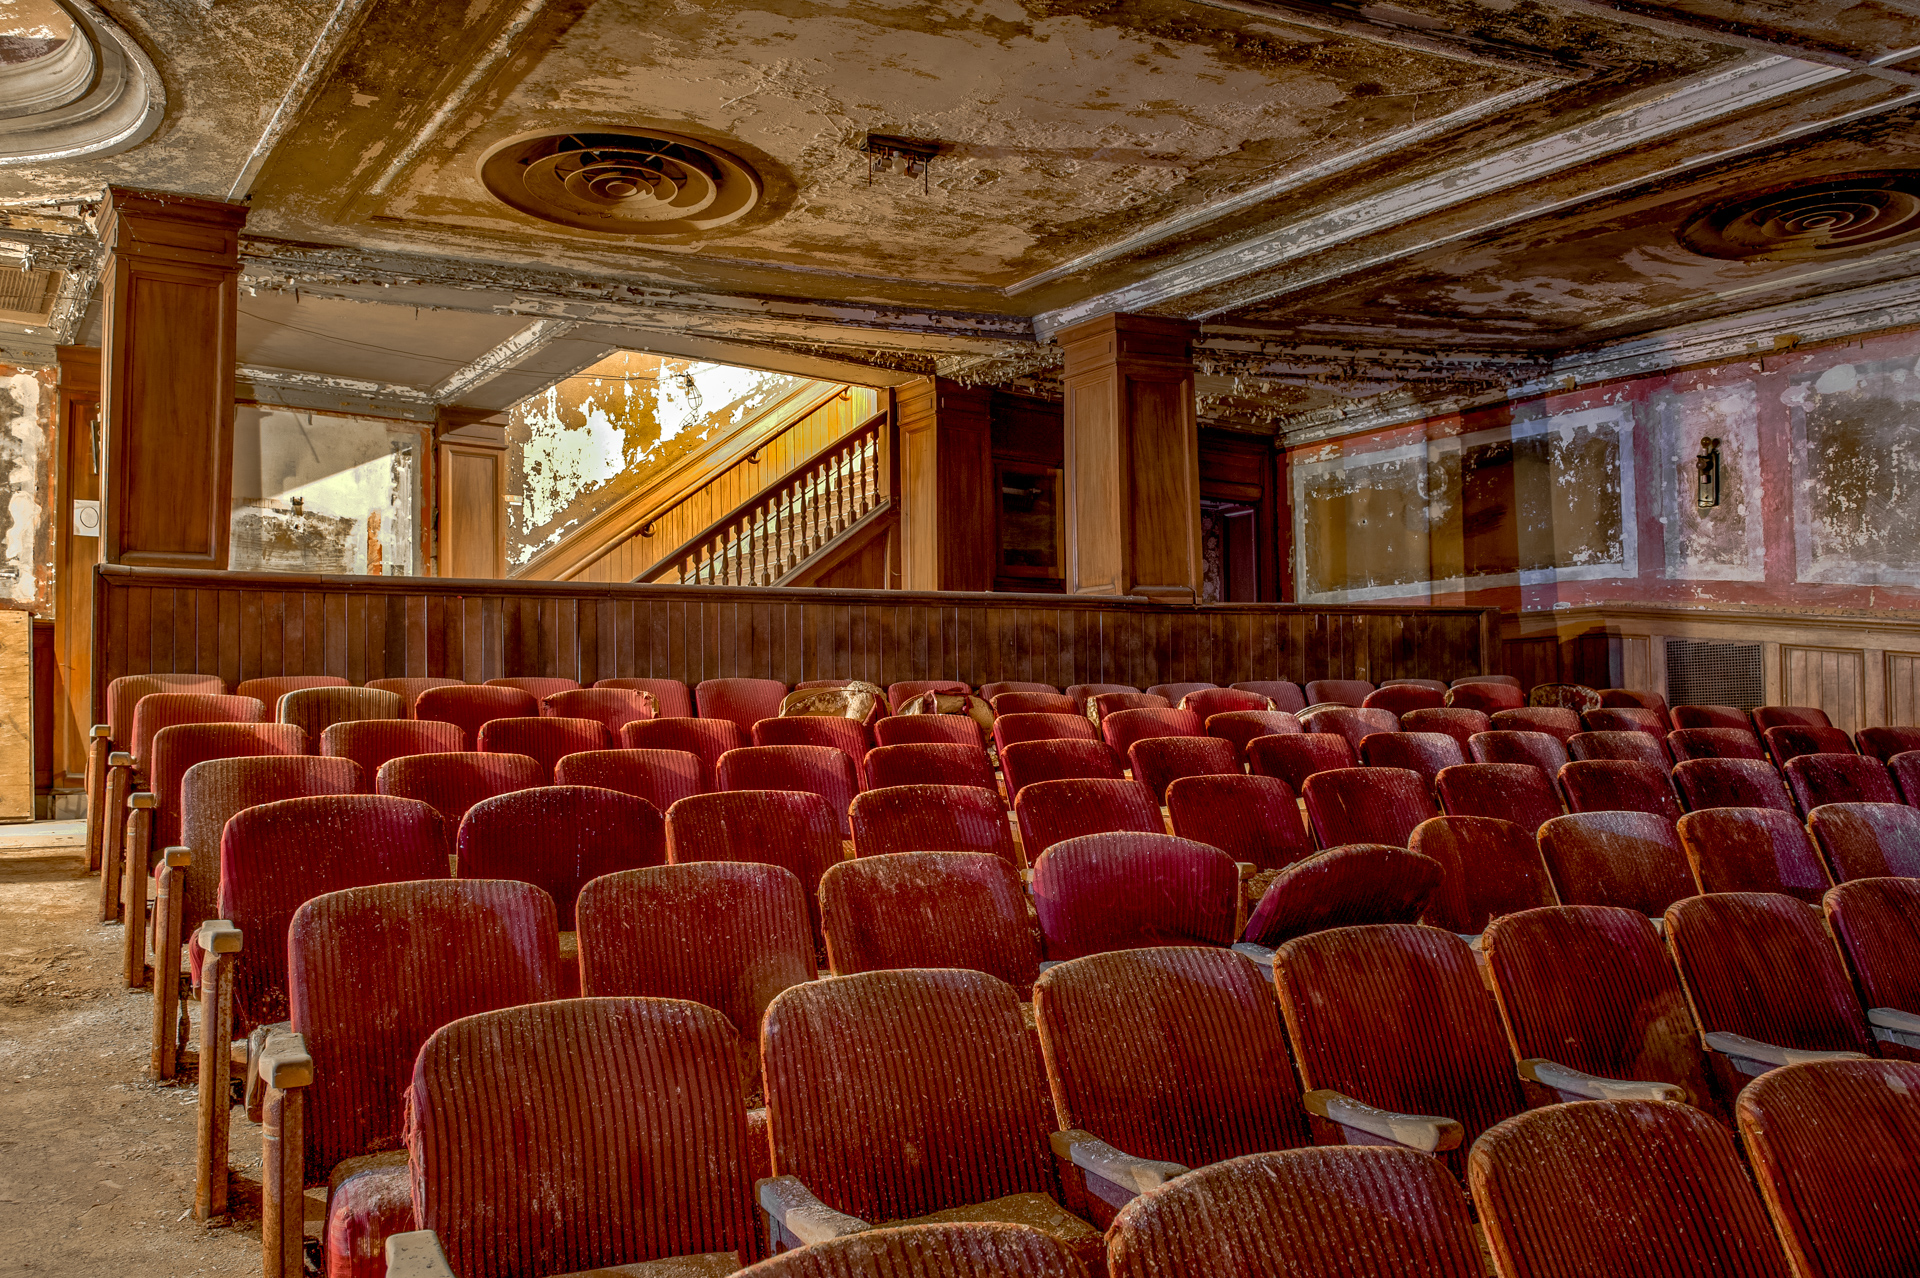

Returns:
1667,726,1767,761
1824,877,1920,1059
1672,704,1753,731
1182,687,1274,719
1567,729,1668,767
1128,736,1240,803
1064,683,1140,713
849,784,1020,868
1101,708,1204,761
887,679,971,711
1444,682,1524,713
1360,731,1466,783
1145,681,1216,704
1013,778,1161,861
363,676,461,718
456,786,666,929
235,675,349,705
1581,706,1666,736
1032,948,1310,1226
1246,733,1355,793
541,687,655,735
1491,707,1583,743
1672,757,1795,813
1784,752,1900,813
1807,802,1920,880
1408,816,1556,936
1229,680,1307,713
1857,725,1920,762
1470,1100,1792,1278
1304,679,1374,707
473,716,614,781
1434,763,1564,835
1401,707,1492,754
1558,759,1682,822
1301,767,1437,848
321,720,463,778
375,751,545,829
620,717,747,788
863,743,997,791
1598,687,1671,729
1241,845,1441,948
482,676,582,700
277,687,404,742
821,852,1039,995
1363,683,1446,715
1297,706,1397,752
1676,807,1832,902
414,684,539,745
289,880,561,1278
994,712,1100,754
1766,724,1858,766
716,745,860,837
1086,692,1170,726
1537,811,1692,917
595,676,696,718
991,692,1079,716
753,715,873,777
1202,710,1301,753
666,790,844,943
1165,774,1313,871
89,673,227,874
1753,705,1833,732
758,968,1101,1264
1469,730,1570,774
875,713,987,750
552,747,704,810
978,680,1062,702
1002,739,1123,803
1107,1147,1482,1278
1030,833,1238,961
736,1222,1091,1278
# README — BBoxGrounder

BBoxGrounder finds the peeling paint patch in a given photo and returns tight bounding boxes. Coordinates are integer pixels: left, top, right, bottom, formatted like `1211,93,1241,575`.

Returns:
0,368,48,610
1651,382,1765,582
1790,353,1920,586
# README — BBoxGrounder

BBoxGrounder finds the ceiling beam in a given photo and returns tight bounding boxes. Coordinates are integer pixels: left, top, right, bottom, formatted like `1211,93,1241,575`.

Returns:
228,0,380,200
1536,0,1920,88
1185,0,1592,79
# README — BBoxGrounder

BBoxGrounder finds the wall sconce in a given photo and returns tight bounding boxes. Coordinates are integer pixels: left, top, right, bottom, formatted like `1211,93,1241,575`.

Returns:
860,133,941,194
1695,436,1721,509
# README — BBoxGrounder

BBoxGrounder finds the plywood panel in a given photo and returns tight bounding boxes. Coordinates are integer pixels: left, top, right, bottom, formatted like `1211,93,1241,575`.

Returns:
1782,645,1868,733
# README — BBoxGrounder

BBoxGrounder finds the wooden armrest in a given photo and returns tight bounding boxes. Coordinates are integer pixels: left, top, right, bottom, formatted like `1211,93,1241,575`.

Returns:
1703,1031,1869,1077
1049,1129,1185,1195
757,1175,870,1246
164,846,191,869
1236,862,1257,879
1456,933,1484,950
384,1231,456,1278
1868,1007,1920,1050
1519,1058,1685,1104
257,1027,312,1091
90,725,110,739
129,792,158,810
1230,942,1275,974
109,752,133,768
1302,1088,1463,1153
196,920,242,954
1036,960,1064,974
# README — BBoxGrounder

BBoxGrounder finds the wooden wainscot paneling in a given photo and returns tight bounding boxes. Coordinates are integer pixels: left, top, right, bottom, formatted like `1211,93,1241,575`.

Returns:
436,407,507,580
895,377,994,592
1783,645,1867,733
1886,652,1920,726
53,345,100,791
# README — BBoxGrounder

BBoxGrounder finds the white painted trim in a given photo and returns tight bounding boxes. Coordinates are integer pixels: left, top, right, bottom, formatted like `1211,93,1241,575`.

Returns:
228,0,379,200
237,365,435,403
428,318,577,401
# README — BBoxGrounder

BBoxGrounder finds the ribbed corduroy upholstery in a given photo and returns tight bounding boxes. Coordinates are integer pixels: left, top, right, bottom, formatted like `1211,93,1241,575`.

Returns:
415,685,540,745
481,676,581,699
1537,811,1691,916
1363,683,1447,715
321,720,463,780
1014,778,1161,860
1273,925,1524,1177
1065,682,1140,712
1673,704,1752,731
1303,679,1373,707
874,713,987,749
551,748,704,810
862,743,996,791
1753,705,1833,732
887,680,970,710
738,1222,1090,1278
473,716,613,781
1242,845,1442,947
1785,753,1900,813
1128,737,1240,803
1202,710,1301,753
595,677,696,719
1296,706,1397,752
1408,815,1556,935
1825,877,1920,1031
235,675,349,705
1568,729,1669,767
1433,763,1563,834
576,862,814,1092
130,693,271,768
1666,892,1875,1059
1738,1059,1920,1278
1035,948,1310,1181
409,998,758,1277
277,687,404,740
619,717,747,787
1246,733,1356,793
1402,708,1493,754
1102,708,1204,760
541,688,654,735
1469,730,1570,774
1677,807,1831,902
1165,774,1313,871
1767,725,1857,766
753,716,872,778
821,852,1039,994
1002,739,1123,804
1481,906,1720,1119
1469,1101,1791,1278
290,880,560,1185
1807,802,1920,880
1454,675,1522,688
148,723,311,848
850,783,1019,868
456,786,665,928
1895,748,1920,807
1230,680,1307,713
979,681,1060,701
1087,692,1170,724
105,673,227,743
1490,707,1582,743
1360,730,1466,782
364,676,461,717
1599,688,1671,727
665,790,841,939
1444,682,1524,713
991,692,1079,716
1668,726,1767,761
995,712,1099,753
1581,707,1666,736
715,745,858,837
1559,759,1683,822
1107,1147,1480,1278
1858,725,1920,762
1673,758,1796,812
1183,688,1274,719
219,795,449,1032
375,751,545,829
1031,832,1238,960
761,969,1088,1253
1146,681,1216,704
1301,767,1437,848
1385,678,1450,691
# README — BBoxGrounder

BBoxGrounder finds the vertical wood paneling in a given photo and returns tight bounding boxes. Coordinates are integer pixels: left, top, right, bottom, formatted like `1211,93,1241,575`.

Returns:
1886,653,1920,727
1783,645,1867,733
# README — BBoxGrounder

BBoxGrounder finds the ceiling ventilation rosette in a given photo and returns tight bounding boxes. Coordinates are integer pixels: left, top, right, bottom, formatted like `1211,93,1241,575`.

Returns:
479,130,762,235
1679,172,1920,262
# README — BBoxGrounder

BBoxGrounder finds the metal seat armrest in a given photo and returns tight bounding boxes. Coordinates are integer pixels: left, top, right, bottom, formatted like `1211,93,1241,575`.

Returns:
385,1232,457,1278
1303,1088,1463,1153
1867,1007,1920,1051
757,1175,870,1248
1229,942,1274,975
1519,1058,1685,1104
1703,1031,1869,1078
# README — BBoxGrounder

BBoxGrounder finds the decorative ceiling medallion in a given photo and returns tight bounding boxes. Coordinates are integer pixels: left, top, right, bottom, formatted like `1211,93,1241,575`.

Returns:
1678,171,1920,262
480,130,762,235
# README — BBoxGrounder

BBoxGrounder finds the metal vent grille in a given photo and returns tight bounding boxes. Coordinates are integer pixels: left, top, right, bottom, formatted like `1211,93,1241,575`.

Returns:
1665,638,1764,711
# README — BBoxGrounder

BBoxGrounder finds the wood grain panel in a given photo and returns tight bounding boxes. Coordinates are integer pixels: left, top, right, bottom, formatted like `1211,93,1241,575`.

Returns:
1887,652,1920,727
1783,645,1867,732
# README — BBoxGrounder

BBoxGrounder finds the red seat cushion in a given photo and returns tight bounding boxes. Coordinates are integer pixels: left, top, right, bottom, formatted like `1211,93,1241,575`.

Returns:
1000,739,1124,804
1031,832,1238,960
1301,767,1437,848
375,751,545,828
1408,815,1554,936
551,748,705,810
1434,763,1563,835
1537,811,1691,917
1243,845,1441,947
456,786,665,928
850,784,1018,868
822,852,1039,995
1165,773,1312,871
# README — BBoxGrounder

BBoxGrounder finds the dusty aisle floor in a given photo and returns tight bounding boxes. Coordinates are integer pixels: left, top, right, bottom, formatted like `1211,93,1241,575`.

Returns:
0,823,264,1277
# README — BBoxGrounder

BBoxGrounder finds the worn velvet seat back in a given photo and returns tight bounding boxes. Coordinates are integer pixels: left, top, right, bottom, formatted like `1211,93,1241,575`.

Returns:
978,680,1061,702
862,743,997,791
1433,762,1563,834
1896,750,1920,803
473,716,614,781
1738,1058,1920,1278
321,719,463,780
991,692,1078,716
1127,736,1240,803
364,676,461,718
743,1222,1090,1278
1035,948,1309,1176
1087,692,1170,725
1301,766,1437,848
1362,683,1446,715
1241,845,1441,948
1146,681,1215,704
1245,732,1355,793
1753,705,1832,732
1401,707,1493,754
131,694,272,769
1273,924,1525,1177
415,684,539,745
1481,905,1719,1119
235,675,348,706
850,783,1019,868
551,747,704,811
1469,1101,1791,1278
874,713,987,750
665,790,842,940
1384,678,1449,692
1672,703,1753,731
456,786,665,928
1785,752,1900,813
1581,706,1666,736
219,794,450,1033
1182,688,1274,719
1202,710,1301,753
375,751,545,828
409,998,758,1278
1444,682,1524,713
1490,707,1582,744
1360,731,1466,783
1229,680,1307,713
1677,807,1831,903
1453,675,1521,688
1537,811,1691,917
1559,758,1682,822
1567,729,1668,768
482,676,581,700
715,744,859,836
887,679,971,711
1766,724,1857,766
1858,725,1920,762
1598,688,1671,728
1013,778,1161,860
1107,1147,1482,1278
994,712,1098,753
1667,726,1766,761
753,715,872,777
619,717,747,787
276,686,403,742
1303,678,1373,707
1002,741,1124,806
1672,757,1795,813
1031,832,1238,961
542,688,654,736
1065,682,1139,712
105,674,227,745
1164,774,1313,871
149,723,311,849
1296,706,1397,752
1102,707,1204,759
1408,815,1556,936
1469,730,1570,774
1825,877,1920,1036
594,677,695,719
1807,802,1920,880
821,852,1039,995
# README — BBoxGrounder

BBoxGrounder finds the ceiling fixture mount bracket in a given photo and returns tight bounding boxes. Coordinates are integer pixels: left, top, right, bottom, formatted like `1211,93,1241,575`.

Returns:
859,134,942,193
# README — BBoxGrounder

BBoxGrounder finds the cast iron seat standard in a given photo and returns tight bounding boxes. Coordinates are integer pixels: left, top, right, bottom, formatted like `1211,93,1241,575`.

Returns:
1469,1100,1794,1278
1784,752,1901,813
456,786,665,931
270,880,562,1278
1001,739,1123,804
1490,707,1583,744
874,712,987,750
1296,705,1397,752
694,677,790,735
1407,815,1557,939
1229,680,1307,713
849,783,1020,869
235,675,350,706
1858,725,1920,762
1807,801,1920,879
1031,947,1310,1226
473,716,614,781
665,790,843,943
276,686,404,742
715,745,859,837
1105,1147,1483,1278
1145,681,1216,704
1537,811,1693,918
1598,687,1672,729
1359,731,1466,784
1676,806,1832,903
1400,707,1493,755
551,747,704,810
993,712,1099,755
375,751,545,829
594,676,696,718
1433,763,1564,835
1086,692,1170,726
1444,682,1524,713
1065,682,1139,713
388,999,760,1278
1100,708,1203,764
482,676,581,700
733,1223,1090,1278
1165,774,1313,871
414,684,539,746
1127,736,1240,802
978,680,1061,702
1013,777,1161,861
1246,732,1355,793
1303,678,1373,707
1300,766,1437,848
820,852,1039,995
620,717,748,788
1182,687,1274,720
364,676,461,718
1737,1058,1920,1278
1469,730,1570,775
752,715,872,779
1753,705,1833,733
1363,683,1447,715
1558,758,1682,822
1029,832,1239,962
1202,709,1301,753
887,679,971,711
1672,703,1752,731
1481,905,1721,1120
1566,729,1668,768
1823,877,1920,1059
1766,724,1857,766
862,742,997,791
1665,892,1882,1092
1580,706,1667,737
540,687,654,735
1238,845,1441,950
1672,757,1796,813
86,673,227,876
991,692,1079,716
757,969,1103,1263
320,719,464,780
1667,726,1767,761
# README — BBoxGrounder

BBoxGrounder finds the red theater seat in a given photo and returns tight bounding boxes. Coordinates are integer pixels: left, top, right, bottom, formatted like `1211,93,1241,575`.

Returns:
1401,707,1492,755
1183,687,1276,719
1363,683,1446,715
1672,757,1795,813
991,692,1078,716
821,852,1038,995
1408,815,1556,936
1087,692,1169,725
994,712,1098,754
887,679,971,711
1030,832,1238,961
375,751,544,828
1128,736,1240,803
1598,688,1671,729
1671,704,1751,731
1766,724,1857,765
1807,802,1920,880
1559,759,1682,823
1785,752,1899,813
1065,682,1139,712
551,748,704,811
715,744,859,836
473,716,613,781
593,677,695,719
321,719,462,778
695,677,789,734
621,717,747,787
1434,763,1563,835
1470,730,1570,775
1229,680,1307,713
978,680,1060,702
1824,876,1920,1060
541,688,654,734
752,715,872,778
1537,811,1691,917
875,712,987,749
1581,706,1666,736
1668,726,1767,761
1014,778,1161,860
1858,725,1920,763
1676,806,1831,904
1246,732,1355,793
1360,730,1465,783
415,684,539,744
1303,678,1373,707
862,742,996,791
483,676,581,699
1297,705,1397,752
1202,709,1301,753
276,686,403,741
364,676,462,718
1241,845,1440,948
750,1225,1090,1278
235,675,348,706
665,790,843,942
456,786,666,928
1101,708,1202,760
850,784,1019,868
1753,705,1833,732
1002,739,1123,803
1145,681,1216,704
1444,682,1524,713
1490,707,1582,744
1164,774,1313,871
1567,729,1668,768
1301,766,1436,848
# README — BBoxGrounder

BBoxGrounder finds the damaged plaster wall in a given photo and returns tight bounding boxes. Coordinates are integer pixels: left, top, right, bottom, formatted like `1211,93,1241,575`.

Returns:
1289,326,1920,612
230,407,428,576
0,362,55,614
